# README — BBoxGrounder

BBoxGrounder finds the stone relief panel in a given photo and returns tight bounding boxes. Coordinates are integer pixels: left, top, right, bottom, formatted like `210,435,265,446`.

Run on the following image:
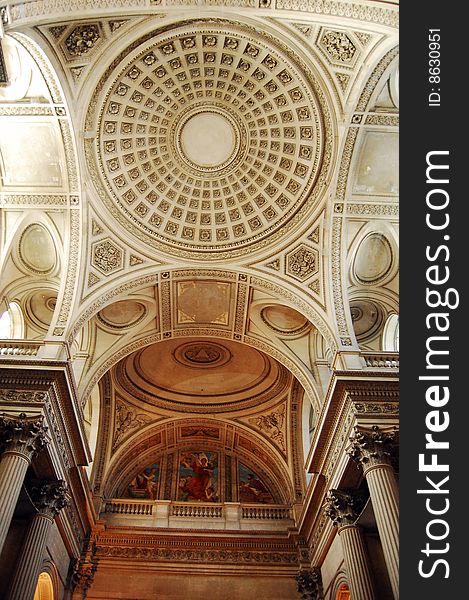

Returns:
82,205,156,298
253,215,325,306
112,397,155,451
240,400,287,455
175,280,232,326
37,18,144,88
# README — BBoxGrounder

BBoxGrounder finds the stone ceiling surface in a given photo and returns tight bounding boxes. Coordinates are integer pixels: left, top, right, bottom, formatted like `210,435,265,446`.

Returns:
114,337,289,414
87,18,331,259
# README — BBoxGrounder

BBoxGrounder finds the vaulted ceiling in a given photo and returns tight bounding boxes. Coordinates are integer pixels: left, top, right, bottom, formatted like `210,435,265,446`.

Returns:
0,2,399,505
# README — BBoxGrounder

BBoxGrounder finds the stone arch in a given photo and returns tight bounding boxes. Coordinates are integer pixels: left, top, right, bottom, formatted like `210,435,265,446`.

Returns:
0,31,82,341
327,44,399,349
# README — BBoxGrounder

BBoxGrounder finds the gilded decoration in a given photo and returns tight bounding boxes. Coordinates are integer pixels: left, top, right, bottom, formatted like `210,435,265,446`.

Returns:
87,19,331,258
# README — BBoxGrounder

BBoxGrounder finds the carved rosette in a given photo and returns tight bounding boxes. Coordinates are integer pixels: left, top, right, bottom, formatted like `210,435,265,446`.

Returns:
296,567,323,600
29,479,69,519
0,413,48,461
324,489,366,529
348,425,398,472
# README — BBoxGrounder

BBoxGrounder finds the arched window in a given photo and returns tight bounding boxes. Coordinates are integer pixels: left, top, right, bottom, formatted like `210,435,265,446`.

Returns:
33,572,54,600
382,313,399,352
0,301,24,339
336,583,351,600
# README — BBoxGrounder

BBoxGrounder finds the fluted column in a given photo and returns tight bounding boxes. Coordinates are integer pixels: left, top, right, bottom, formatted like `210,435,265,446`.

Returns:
349,425,399,600
6,479,69,600
0,413,48,555
324,489,375,600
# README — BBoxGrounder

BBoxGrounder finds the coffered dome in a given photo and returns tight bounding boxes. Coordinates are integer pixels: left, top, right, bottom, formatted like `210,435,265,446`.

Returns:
87,18,332,258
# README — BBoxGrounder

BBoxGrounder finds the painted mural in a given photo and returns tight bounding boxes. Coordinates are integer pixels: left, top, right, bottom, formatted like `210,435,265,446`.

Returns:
238,463,274,504
127,463,160,500
122,454,278,503
178,450,219,502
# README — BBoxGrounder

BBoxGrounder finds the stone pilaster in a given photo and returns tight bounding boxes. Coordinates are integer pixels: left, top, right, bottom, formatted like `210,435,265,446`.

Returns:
324,489,375,600
0,413,48,555
6,480,69,600
349,425,399,599
296,567,323,600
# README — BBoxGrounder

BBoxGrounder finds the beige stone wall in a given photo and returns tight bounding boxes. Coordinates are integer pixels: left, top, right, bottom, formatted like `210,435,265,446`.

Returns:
85,569,298,600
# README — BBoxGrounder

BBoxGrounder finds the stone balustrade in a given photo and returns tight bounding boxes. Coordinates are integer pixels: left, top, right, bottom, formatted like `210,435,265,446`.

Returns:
102,499,294,531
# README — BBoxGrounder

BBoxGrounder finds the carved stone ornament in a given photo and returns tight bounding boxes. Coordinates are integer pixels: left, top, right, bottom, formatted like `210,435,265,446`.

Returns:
324,489,366,528
87,20,331,259
348,424,398,470
320,31,357,64
65,24,100,57
29,479,69,519
0,413,48,460
286,244,319,281
296,567,323,600
70,556,99,597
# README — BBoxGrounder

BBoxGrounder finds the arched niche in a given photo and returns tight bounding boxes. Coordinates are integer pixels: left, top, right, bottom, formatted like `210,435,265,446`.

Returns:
382,313,399,352
33,572,54,600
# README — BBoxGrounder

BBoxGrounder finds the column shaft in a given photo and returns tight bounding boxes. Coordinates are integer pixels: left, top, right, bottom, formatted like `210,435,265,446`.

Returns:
0,452,30,554
339,525,375,600
364,464,399,599
6,513,53,600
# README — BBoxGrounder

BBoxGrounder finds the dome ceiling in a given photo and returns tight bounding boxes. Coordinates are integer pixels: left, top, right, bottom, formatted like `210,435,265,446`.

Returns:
113,337,290,414
87,18,331,258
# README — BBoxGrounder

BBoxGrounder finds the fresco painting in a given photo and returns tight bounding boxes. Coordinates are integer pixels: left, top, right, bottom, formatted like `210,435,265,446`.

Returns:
178,450,219,502
127,463,160,499
238,463,274,504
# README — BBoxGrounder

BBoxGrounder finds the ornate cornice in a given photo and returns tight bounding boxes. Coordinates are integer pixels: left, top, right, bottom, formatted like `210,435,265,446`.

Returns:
92,528,299,567
307,373,399,475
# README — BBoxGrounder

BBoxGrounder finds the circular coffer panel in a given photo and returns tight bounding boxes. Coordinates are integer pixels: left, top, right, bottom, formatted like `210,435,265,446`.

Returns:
91,20,328,257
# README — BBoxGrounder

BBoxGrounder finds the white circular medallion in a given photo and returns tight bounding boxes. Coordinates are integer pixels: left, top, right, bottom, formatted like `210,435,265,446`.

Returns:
180,112,236,168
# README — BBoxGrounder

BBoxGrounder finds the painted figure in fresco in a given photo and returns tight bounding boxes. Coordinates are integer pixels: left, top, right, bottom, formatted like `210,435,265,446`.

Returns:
128,465,159,500
239,472,273,504
179,451,217,502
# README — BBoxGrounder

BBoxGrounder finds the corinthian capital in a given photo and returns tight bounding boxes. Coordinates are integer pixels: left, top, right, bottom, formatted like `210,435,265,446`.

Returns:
348,425,398,470
324,489,366,528
296,567,323,600
29,479,69,519
0,413,48,461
